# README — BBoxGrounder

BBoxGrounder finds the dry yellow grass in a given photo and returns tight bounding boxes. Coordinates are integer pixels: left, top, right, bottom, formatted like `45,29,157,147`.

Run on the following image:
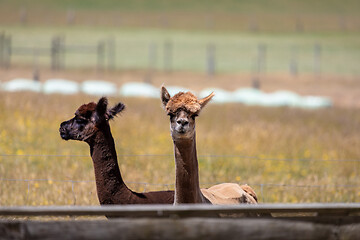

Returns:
0,92,359,206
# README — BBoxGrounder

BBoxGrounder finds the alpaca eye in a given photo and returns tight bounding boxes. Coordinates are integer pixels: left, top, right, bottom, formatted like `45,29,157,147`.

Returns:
168,113,174,118
75,118,88,124
191,114,198,119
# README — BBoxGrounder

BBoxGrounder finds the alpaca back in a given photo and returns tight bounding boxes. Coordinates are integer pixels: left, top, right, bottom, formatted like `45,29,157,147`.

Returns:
201,183,257,205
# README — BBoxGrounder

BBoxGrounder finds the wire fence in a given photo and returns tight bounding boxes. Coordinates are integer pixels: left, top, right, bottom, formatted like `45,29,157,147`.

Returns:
1,32,359,77
1,154,359,205
1,177,359,205
1,153,360,162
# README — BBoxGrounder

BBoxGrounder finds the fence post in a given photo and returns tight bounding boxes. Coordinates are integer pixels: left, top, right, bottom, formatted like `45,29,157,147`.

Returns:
252,44,266,88
32,46,40,81
163,40,172,72
4,35,11,69
251,76,261,89
257,44,266,74
60,36,66,70
97,40,105,72
107,37,116,71
289,45,298,77
51,35,65,70
51,36,58,70
313,43,321,77
206,43,216,76
0,32,3,68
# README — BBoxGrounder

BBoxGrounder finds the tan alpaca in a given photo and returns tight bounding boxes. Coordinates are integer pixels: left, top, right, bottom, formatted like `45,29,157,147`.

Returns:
161,87,257,205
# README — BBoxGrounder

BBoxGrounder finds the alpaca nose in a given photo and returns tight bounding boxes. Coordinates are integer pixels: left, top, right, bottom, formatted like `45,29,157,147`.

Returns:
59,121,71,140
177,118,189,126
59,121,70,134
59,121,67,130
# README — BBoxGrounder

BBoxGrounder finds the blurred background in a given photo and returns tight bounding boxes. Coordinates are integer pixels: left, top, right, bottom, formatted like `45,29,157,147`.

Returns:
0,0,359,206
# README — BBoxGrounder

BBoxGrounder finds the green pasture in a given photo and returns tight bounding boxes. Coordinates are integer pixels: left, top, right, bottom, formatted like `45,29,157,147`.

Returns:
1,0,359,33
1,25,360,75
2,0,360,15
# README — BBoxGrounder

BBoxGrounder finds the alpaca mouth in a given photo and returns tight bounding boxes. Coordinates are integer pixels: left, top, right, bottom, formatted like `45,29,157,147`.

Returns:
60,132,70,140
59,128,70,140
176,128,187,134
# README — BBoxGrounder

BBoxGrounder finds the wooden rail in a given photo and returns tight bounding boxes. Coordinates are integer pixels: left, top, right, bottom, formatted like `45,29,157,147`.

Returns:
1,203,360,218
1,204,359,240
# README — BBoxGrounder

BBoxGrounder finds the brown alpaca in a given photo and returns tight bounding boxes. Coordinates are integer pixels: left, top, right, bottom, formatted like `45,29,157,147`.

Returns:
59,97,174,205
161,86,257,205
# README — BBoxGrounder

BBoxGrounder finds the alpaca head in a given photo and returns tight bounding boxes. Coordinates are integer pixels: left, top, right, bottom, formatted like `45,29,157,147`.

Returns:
161,86,214,140
59,97,125,142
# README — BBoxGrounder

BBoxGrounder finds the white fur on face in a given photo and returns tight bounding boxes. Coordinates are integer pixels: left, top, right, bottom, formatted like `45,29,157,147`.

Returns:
169,110,196,140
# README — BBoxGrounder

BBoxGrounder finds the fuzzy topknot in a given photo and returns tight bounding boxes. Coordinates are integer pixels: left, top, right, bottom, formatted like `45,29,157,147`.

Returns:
76,102,97,117
166,91,201,114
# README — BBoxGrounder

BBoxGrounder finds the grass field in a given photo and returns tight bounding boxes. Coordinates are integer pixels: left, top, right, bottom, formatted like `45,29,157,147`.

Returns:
0,0,359,207
2,0,359,13
1,25,360,75
0,92,359,205
0,0,359,32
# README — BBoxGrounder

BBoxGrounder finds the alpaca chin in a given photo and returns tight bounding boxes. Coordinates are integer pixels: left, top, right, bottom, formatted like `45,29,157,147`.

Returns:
59,130,71,140
171,129,193,140
60,135,70,141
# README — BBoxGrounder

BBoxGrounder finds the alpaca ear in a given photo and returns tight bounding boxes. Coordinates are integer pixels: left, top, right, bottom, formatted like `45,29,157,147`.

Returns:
94,97,108,125
161,86,171,109
198,92,215,109
96,97,108,116
106,102,125,120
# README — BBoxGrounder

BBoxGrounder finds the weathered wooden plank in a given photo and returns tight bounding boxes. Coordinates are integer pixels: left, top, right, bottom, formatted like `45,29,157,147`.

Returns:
339,224,360,240
280,216,360,225
2,218,358,240
0,203,359,218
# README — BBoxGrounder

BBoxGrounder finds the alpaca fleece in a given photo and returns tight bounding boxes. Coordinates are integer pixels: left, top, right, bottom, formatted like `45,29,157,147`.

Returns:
165,92,201,114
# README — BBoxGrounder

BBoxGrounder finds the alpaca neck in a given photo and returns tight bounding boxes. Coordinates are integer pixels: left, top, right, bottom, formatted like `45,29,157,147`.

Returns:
87,125,129,204
173,133,206,204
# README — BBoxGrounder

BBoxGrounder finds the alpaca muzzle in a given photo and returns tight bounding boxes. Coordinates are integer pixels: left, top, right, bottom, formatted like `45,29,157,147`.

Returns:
59,121,71,140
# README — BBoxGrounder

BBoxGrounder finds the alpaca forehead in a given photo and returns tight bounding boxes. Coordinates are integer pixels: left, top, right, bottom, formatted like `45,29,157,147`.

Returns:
75,102,97,116
166,92,201,114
